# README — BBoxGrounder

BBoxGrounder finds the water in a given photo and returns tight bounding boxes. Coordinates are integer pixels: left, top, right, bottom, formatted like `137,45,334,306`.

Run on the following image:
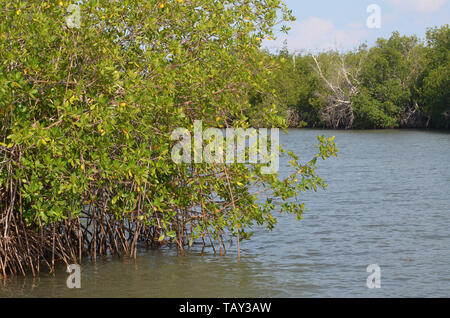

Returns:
1,129,450,297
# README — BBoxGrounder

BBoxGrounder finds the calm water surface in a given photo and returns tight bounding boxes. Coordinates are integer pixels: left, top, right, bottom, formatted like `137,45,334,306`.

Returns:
1,129,449,297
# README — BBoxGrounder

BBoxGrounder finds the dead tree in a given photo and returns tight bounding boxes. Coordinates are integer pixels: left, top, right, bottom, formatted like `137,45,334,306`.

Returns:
287,107,300,127
311,52,364,129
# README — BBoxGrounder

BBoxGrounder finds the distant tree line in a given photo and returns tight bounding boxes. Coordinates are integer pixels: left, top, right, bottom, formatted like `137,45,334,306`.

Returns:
247,25,449,129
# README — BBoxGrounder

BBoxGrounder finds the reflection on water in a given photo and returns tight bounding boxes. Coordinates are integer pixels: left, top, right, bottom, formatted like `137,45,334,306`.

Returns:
1,129,450,297
0,250,289,298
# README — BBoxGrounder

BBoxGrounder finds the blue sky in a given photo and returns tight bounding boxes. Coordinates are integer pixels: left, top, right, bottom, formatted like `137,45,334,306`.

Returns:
263,0,450,52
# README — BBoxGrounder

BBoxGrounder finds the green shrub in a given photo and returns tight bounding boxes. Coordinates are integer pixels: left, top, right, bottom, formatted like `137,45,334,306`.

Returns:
0,0,337,276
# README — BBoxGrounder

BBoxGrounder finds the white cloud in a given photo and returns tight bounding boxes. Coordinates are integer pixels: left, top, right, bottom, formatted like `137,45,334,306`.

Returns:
387,0,447,13
263,17,367,52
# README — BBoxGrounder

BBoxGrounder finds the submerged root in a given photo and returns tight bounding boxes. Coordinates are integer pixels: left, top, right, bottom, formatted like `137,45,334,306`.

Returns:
0,147,185,277
0,206,185,277
0,146,233,278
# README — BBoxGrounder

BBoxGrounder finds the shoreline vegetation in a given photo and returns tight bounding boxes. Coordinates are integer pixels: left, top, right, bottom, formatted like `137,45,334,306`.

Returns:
247,25,449,130
0,0,338,277
0,1,447,278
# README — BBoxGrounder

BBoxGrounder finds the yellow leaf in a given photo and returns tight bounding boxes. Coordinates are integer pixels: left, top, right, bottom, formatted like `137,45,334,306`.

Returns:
128,170,133,178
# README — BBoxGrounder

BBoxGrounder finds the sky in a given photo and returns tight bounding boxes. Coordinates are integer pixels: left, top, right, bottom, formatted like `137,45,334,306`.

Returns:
263,0,450,53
